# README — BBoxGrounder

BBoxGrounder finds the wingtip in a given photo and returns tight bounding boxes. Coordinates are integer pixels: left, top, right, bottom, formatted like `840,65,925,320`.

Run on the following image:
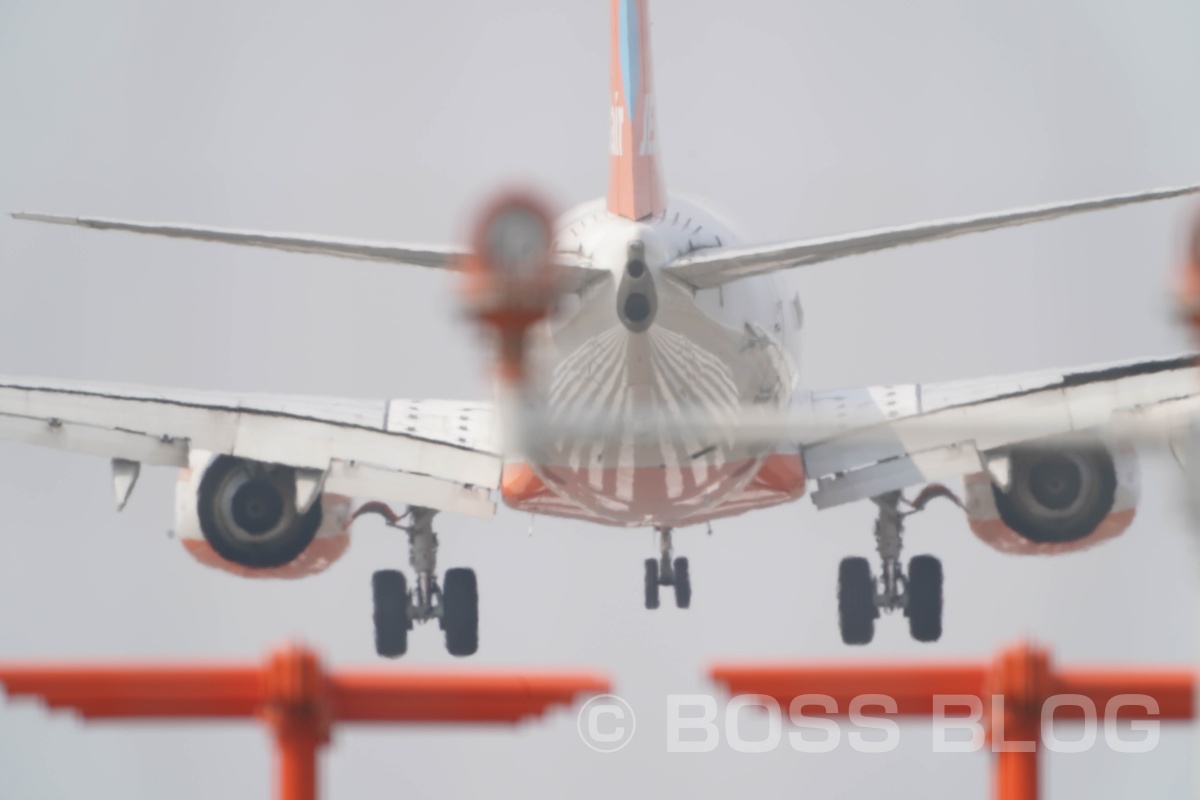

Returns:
10,212,78,225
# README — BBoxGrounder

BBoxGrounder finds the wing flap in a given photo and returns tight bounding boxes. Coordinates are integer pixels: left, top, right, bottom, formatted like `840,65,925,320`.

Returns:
801,354,1200,509
803,388,1075,479
0,412,189,466
0,376,502,517
325,461,494,519
812,443,983,510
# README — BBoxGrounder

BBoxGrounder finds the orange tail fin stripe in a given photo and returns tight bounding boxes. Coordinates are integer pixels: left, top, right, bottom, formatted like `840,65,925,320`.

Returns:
607,0,666,220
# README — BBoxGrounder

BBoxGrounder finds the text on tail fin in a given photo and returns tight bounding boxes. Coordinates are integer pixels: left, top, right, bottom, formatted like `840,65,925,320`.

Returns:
607,0,666,221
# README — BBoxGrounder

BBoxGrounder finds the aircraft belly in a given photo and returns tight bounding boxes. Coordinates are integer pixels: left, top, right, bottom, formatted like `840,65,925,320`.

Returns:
508,276,796,526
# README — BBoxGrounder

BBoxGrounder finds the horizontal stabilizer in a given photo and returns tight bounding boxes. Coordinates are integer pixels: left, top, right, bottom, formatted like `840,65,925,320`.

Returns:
11,212,608,291
665,183,1200,289
12,212,461,268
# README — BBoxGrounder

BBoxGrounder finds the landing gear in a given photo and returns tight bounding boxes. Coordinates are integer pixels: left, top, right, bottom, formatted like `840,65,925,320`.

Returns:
362,505,480,658
442,567,479,657
644,527,691,609
372,570,409,657
837,557,877,645
674,557,691,609
644,559,660,609
836,491,944,645
906,554,943,643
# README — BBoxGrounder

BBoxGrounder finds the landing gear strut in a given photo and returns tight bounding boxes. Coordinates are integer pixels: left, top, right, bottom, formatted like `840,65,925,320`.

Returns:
362,504,479,658
644,527,691,609
837,491,944,645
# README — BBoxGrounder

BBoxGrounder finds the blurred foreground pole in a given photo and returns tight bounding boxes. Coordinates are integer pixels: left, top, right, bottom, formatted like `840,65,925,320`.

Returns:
711,642,1192,800
457,191,561,470
1174,205,1200,800
0,642,608,800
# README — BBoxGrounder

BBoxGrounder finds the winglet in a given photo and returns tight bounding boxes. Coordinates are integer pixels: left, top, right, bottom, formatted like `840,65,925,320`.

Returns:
607,0,666,221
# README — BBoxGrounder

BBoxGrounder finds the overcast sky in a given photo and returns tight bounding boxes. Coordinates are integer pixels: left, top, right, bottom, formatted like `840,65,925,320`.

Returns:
2,0,1200,797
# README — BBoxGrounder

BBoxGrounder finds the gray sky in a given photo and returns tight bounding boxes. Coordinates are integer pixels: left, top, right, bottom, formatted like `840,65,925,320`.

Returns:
2,0,1200,796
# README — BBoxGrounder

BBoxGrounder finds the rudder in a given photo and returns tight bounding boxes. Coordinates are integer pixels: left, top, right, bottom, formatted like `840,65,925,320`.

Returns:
607,0,666,221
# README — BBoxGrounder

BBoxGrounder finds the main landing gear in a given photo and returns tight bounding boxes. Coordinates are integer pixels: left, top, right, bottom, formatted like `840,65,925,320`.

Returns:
644,526,691,609
359,504,479,658
837,490,946,646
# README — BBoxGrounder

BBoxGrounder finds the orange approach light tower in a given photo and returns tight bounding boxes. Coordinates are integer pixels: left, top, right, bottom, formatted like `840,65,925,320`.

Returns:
458,191,561,385
711,641,1192,800
1177,208,1200,340
0,643,608,800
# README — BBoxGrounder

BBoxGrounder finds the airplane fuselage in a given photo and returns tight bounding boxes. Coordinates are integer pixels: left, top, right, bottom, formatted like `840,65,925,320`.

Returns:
501,196,809,528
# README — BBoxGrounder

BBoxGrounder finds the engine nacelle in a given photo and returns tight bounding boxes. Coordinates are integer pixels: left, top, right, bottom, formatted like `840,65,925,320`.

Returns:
964,437,1140,555
175,452,352,578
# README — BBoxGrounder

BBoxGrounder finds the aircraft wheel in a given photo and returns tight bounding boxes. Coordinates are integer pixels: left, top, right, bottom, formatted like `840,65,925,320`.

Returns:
372,570,409,658
644,558,660,609
442,568,479,657
673,557,691,609
837,557,877,645
906,555,943,643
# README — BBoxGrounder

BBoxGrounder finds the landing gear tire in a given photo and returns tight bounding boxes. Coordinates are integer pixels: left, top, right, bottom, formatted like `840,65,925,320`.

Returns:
644,559,660,609
673,557,691,609
838,557,877,646
906,555,943,643
442,568,479,657
372,569,409,658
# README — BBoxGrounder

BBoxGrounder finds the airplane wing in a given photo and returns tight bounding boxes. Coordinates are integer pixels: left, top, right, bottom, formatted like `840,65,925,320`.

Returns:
664,184,1200,290
0,375,501,518
10,213,608,292
798,354,1200,510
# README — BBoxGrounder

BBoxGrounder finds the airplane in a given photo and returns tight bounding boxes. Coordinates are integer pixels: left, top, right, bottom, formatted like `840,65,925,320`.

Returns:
8,0,1200,657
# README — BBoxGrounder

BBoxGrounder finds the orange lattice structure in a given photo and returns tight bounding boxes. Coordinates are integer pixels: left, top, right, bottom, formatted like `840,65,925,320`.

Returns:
711,641,1193,800
0,643,608,800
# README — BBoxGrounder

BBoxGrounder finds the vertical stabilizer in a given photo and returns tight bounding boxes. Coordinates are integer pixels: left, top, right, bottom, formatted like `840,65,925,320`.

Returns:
607,0,666,221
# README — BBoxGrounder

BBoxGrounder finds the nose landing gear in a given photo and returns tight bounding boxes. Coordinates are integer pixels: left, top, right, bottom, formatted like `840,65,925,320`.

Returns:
644,527,691,609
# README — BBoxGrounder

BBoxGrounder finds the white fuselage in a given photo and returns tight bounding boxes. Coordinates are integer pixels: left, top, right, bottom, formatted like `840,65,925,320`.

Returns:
505,196,805,528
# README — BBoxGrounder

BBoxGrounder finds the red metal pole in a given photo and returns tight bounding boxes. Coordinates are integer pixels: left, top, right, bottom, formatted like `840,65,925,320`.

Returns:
994,740,1038,800
987,643,1048,800
710,641,1193,800
261,645,328,800
0,643,609,800
275,729,319,800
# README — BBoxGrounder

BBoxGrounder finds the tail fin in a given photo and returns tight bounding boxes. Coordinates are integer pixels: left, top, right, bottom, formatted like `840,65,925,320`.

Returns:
607,0,666,221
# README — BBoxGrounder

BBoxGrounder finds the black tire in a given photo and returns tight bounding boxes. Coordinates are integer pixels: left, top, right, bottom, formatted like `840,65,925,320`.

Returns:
197,455,322,569
906,555,943,643
372,570,409,658
644,558,660,609
673,557,691,609
443,568,479,657
837,557,877,645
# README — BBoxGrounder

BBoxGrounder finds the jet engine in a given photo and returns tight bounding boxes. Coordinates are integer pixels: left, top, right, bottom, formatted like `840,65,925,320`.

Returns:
964,437,1140,555
175,453,352,578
